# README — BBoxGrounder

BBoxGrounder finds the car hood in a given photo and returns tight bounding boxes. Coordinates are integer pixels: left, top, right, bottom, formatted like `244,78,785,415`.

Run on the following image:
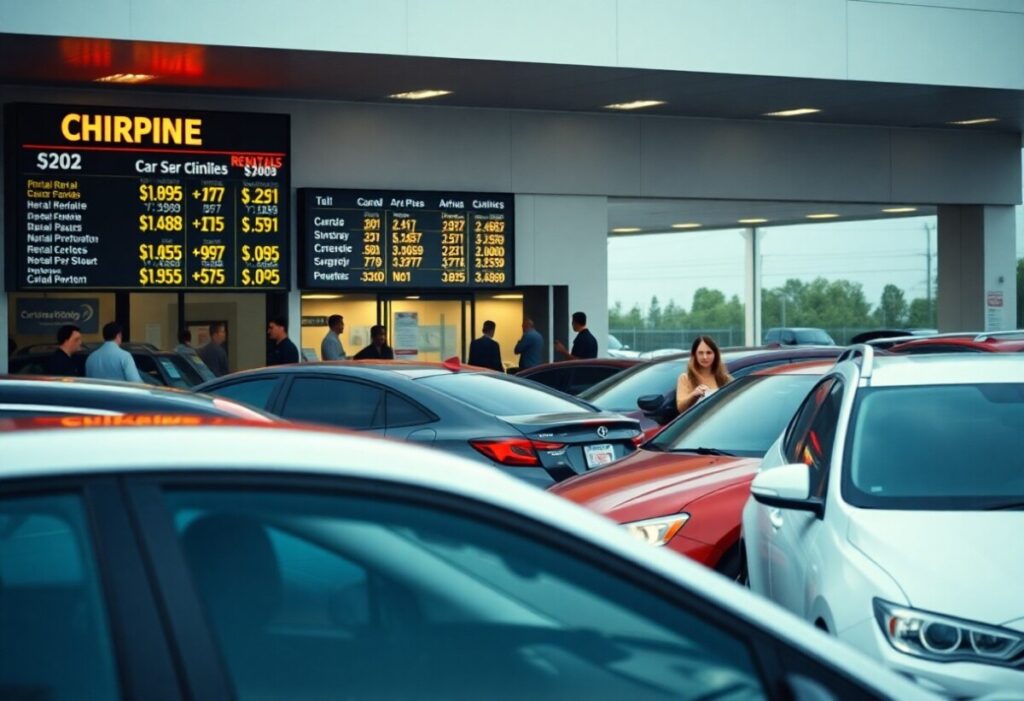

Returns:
549,449,759,521
847,509,1024,629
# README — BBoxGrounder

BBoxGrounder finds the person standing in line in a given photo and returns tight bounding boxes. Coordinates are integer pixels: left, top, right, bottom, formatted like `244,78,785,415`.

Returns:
514,317,544,370
467,320,504,372
198,321,230,377
45,324,83,376
676,335,732,413
85,322,143,383
266,316,300,366
353,325,395,360
320,314,347,360
555,311,598,360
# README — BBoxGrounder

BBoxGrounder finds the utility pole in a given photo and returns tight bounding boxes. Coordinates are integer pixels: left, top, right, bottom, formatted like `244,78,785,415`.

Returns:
924,222,935,325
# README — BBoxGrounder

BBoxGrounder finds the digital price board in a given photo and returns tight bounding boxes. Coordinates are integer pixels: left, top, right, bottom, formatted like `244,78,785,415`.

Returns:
4,103,289,291
299,188,513,289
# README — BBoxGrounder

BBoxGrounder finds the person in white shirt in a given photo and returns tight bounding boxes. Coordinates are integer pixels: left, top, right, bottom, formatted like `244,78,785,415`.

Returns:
85,321,143,383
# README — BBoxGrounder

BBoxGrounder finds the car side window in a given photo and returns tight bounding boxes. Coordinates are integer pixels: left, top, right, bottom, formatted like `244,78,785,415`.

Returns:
385,392,434,428
133,354,163,384
785,379,844,497
568,367,619,395
523,368,565,392
207,377,281,410
280,377,384,430
162,487,769,701
0,493,121,700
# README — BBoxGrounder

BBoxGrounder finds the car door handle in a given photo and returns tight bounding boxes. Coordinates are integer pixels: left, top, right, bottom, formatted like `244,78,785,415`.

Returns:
768,508,784,530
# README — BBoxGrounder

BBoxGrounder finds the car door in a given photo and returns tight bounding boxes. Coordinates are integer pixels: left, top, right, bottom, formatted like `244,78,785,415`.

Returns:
767,379,844,617
123,472,894,701
276,375,385,433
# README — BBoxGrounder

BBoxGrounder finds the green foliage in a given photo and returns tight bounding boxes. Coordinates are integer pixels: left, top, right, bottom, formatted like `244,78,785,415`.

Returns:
873,284,909,327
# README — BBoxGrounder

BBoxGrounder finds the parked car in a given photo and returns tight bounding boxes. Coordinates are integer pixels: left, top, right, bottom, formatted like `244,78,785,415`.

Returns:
196,360,641,486
606,334,641,359
10,341,214,388
763,327,836,346
0,375,273,421
550,362,829,579
580,346,845,433
887,336,1024,354
517,358,641,395
0,419,938,700
743,350,1024,699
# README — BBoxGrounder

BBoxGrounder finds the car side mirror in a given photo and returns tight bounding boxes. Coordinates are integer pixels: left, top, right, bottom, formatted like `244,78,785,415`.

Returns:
751,463,824,517
636,394,663,412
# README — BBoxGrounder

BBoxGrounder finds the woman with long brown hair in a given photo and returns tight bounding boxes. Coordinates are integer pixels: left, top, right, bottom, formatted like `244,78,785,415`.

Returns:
676,335,733,413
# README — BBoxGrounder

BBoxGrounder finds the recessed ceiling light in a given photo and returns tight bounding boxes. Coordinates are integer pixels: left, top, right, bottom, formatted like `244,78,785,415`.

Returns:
603,100,665,111
611,227,642,233
388,89,452,100
763,108,820,118
94,73,155,84
671,222,702,229
301,294,343,300
882,207,917,214
738,218,768,225
806,213,840,219
405,295,421,300
947,117,998,126
492,294,524,300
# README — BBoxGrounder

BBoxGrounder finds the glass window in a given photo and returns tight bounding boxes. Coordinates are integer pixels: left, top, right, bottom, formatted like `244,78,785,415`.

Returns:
165,488,767,701
803,383,844,497
581,360,686,412
133,354,163,385
568,366,621,395
845,383,1024,509
784,378,837,465
159,355,204,388
207,378,281,411
280,378,384,430
418,373,590,416
650,375,819,457
385,392,433,428
794,329,835,345
522,368,567,393
0,494,120,700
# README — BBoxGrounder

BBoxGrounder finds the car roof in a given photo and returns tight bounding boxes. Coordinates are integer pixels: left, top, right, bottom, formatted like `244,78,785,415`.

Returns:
0,374,196,396
519,358,642,373
861,353,1024,386
0,421,936,699
198,360,481,384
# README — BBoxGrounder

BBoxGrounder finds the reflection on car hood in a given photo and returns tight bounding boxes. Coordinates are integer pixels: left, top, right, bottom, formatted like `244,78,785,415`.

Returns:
846,509,1024,629
550,449,759,519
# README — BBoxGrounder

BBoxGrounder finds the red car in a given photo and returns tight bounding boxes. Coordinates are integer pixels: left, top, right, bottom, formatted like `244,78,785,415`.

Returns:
887,336,1024,354
549,361,831,579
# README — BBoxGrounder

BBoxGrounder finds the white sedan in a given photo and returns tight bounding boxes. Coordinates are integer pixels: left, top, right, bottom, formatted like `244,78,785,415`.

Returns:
0,416,936,700
743,350,1024,699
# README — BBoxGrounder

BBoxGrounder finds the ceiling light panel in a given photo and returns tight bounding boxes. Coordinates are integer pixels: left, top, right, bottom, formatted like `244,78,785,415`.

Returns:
603,100,665,111
763,108,820,117
388,89,452,100
94,73,155,83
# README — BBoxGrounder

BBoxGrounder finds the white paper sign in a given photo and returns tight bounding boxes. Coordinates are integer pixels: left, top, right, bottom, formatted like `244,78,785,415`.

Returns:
394,311,419,358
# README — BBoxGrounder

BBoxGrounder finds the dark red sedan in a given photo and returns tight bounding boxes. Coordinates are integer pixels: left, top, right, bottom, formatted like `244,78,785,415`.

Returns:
550,361,830,579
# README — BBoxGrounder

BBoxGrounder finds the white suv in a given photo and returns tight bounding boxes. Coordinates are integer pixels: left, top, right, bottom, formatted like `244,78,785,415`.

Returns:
743,349,1024,699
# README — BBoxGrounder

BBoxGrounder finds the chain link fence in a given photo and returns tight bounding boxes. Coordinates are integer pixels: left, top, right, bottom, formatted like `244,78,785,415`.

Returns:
611,326,913,352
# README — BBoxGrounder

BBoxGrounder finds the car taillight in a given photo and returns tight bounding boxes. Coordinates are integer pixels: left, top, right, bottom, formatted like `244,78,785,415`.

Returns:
469,438,565,466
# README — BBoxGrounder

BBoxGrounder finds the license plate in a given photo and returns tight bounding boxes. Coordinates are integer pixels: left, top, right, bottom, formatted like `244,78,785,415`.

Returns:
584,443,615,468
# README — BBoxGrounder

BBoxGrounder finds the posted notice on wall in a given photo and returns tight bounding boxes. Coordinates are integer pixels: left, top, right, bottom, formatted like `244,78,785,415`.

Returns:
985,290,1004,332
394,311,419,358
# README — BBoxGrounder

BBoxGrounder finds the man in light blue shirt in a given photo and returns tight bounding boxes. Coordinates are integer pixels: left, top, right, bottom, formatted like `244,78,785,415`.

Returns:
514,317,544,370
85,322,143,383
320,314,347,360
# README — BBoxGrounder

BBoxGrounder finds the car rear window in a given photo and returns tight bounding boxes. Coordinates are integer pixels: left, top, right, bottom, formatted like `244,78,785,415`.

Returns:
844,383,1024,509
418,373,591,416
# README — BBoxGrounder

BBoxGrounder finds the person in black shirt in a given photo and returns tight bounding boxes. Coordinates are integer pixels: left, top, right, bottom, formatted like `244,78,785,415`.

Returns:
45,324,83,376
353,325,395,360
467,320,503,372
266,316,299,366
555,311,598,360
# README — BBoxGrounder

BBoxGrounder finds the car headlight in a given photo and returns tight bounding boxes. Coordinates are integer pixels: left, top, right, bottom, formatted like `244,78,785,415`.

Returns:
622,514,690,546
874,599,1024,666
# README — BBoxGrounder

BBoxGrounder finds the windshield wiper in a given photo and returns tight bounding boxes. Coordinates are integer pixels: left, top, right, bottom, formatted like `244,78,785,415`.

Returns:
670,447,736,456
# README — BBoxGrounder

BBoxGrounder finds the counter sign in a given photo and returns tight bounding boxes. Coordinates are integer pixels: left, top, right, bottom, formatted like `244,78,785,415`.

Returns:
4,103,290,291
299,188,513,289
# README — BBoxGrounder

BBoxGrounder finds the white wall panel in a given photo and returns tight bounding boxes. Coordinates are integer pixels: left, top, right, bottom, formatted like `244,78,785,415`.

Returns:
848,1,1024,89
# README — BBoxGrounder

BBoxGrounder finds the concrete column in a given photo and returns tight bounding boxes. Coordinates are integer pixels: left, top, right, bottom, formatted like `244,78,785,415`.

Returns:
742,227,762,346
937,205,1018,332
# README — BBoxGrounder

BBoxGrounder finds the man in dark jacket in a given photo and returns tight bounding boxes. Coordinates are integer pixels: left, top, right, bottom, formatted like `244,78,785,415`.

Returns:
555,311,598,360
266,316,299,365
45,324,83,376
353,325,395,360
467,320,503,372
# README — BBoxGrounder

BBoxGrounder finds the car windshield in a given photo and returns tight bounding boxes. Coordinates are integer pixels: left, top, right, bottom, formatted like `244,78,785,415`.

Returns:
608,335,623,350
794,329,834,345
649,375,819,456
844,383,1024,509
418,372,592,416
581,359,686,411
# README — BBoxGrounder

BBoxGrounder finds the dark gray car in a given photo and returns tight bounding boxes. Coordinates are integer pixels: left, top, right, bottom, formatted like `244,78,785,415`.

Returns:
195,362,642,487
